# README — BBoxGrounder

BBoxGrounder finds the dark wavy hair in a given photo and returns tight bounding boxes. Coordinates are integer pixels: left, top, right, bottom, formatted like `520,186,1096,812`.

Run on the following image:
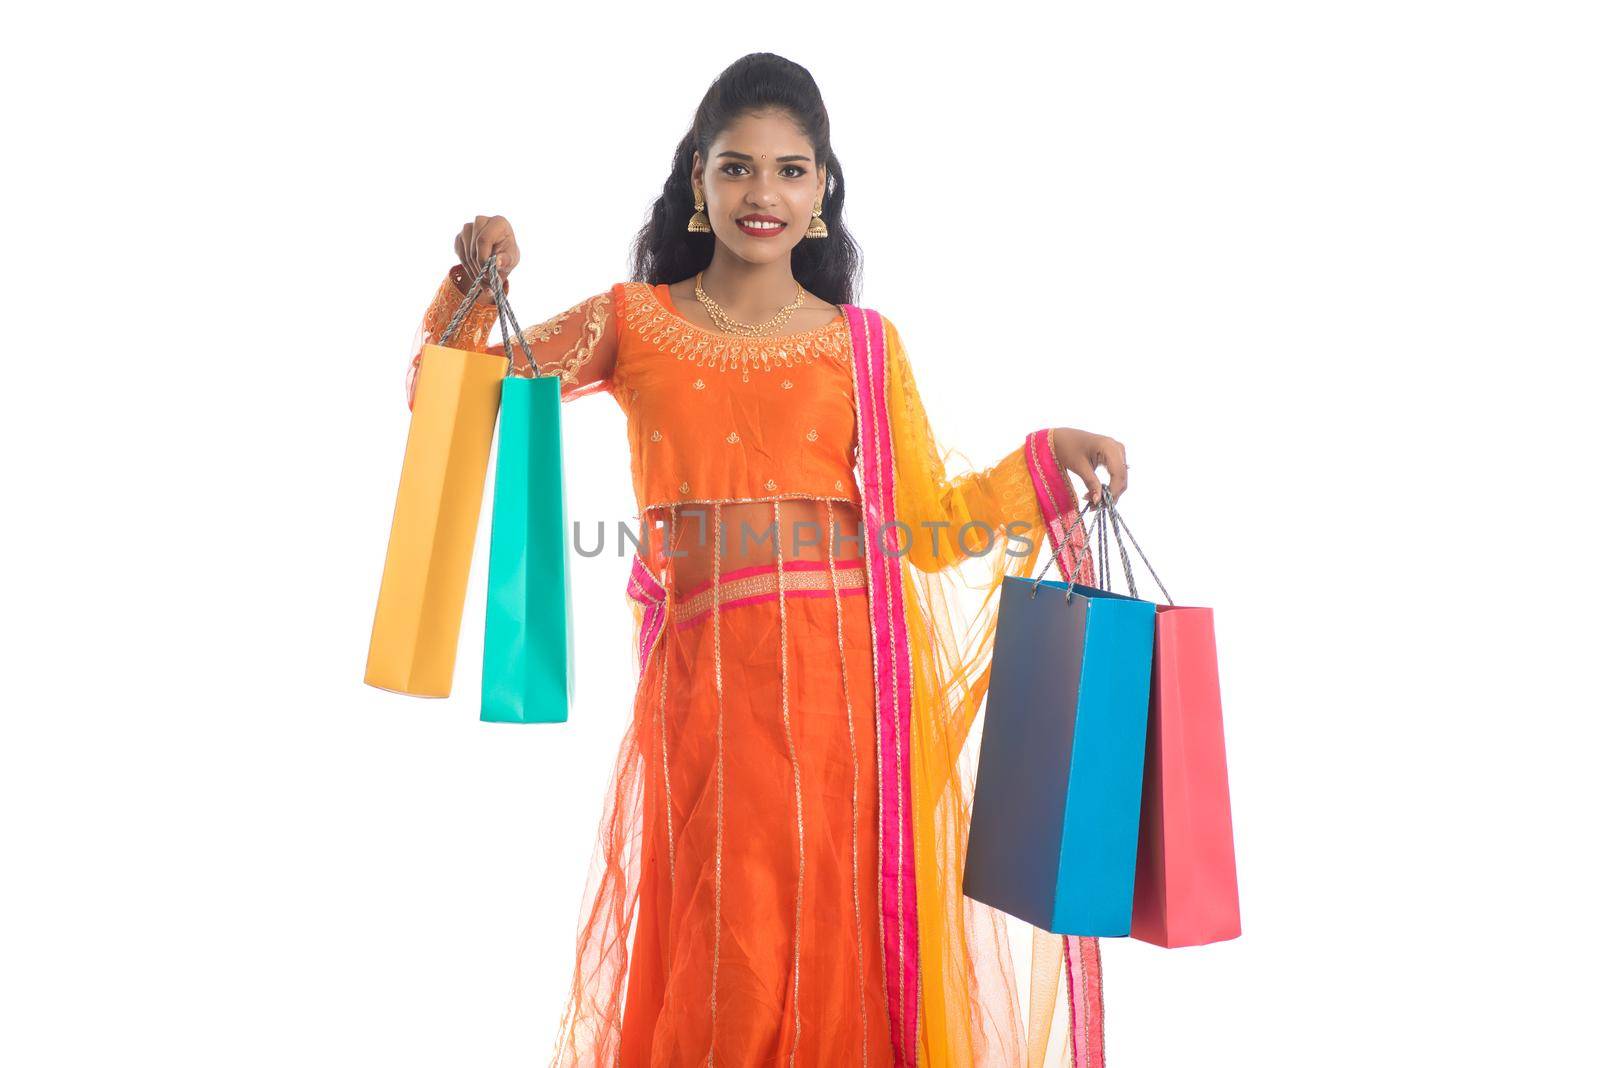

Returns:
627,53,863,307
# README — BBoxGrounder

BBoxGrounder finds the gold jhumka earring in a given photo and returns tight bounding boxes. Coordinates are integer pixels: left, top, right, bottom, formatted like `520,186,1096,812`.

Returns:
687,186,711,233
804,193,829,239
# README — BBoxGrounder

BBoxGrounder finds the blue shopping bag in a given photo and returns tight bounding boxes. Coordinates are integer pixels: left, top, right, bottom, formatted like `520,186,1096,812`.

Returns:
963,500,1156,935
479,271,575,724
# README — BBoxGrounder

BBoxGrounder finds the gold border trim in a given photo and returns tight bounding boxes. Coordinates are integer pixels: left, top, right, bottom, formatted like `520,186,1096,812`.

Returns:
673,562,867,624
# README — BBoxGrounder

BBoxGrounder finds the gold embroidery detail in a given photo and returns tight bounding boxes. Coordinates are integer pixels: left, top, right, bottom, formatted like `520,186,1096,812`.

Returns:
765,478,778,491
650,429,662,442
631,387,639,401
806,427,818,442
835,479,844,491
824,499,870,1064
693,377,706,390
679,481,689,494
772,498,805,1064
673,561,867,624
424,276,498,352
657,614,675,881
709,501,725,1058
622,282,852,383
868,314,911,1054
517,292,612,385
781,379,794,390
726,431,740,444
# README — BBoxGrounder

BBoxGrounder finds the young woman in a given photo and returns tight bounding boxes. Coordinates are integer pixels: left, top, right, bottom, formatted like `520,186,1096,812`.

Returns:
403,53,1130,1068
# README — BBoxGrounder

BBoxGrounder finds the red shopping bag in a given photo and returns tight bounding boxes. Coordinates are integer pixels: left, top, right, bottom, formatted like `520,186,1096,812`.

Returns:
1131,601,1241,947
1090,496,1241,948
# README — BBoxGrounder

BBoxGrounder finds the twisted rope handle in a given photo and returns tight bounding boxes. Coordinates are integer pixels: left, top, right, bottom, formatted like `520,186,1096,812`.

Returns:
1097,489,1175,606
1026,480,1177,607
1027,492,1096,602
435,259,492,346
432,258,540,376
1087,487,1140,598
1096,493,1107,583
485,260,537,375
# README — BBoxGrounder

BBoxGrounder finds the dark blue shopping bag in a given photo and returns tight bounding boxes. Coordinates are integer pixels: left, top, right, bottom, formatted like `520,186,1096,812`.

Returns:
963,505,1157,936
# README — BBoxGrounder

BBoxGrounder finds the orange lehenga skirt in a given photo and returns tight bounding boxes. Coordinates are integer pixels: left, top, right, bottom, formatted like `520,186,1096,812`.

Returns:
548,305,1106,1068
620,547,894,1066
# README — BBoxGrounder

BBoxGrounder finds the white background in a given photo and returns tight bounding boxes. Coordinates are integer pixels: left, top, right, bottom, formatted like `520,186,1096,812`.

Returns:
3,2,1595,1065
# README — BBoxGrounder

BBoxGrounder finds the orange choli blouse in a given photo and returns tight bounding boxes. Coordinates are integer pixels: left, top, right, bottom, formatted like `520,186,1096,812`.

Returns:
407,269,862,521
407,265,1048,582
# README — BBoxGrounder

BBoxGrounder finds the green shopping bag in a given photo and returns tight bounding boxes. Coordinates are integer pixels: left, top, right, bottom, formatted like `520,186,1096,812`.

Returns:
479,267,575,724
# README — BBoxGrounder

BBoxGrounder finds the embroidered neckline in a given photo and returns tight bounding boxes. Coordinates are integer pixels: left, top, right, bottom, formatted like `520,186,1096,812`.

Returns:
622,282,852,382
650,281,846,338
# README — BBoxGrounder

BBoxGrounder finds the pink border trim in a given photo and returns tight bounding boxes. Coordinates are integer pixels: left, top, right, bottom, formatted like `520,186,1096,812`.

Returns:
1025,428,1094,587
875,307,920,1065
625,554,668,667
842,303,919,1065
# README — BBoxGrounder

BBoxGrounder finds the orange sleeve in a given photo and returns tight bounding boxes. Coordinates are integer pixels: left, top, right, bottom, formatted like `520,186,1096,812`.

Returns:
404,265,619,410
882,315,1042,573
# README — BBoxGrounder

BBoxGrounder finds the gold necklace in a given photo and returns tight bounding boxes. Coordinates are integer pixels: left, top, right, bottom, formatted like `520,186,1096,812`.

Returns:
693,271,807,336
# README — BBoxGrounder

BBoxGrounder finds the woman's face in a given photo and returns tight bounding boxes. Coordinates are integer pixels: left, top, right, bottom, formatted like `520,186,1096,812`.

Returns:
692,109,826,266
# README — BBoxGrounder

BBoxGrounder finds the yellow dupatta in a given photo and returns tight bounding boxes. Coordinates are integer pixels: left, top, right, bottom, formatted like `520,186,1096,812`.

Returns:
881,315,1106,1068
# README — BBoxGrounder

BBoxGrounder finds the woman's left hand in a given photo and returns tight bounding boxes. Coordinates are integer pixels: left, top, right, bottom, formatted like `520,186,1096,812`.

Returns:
1051,427,1128,507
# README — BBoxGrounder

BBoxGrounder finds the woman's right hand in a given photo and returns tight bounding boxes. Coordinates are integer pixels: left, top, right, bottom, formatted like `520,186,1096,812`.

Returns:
453,215,520,303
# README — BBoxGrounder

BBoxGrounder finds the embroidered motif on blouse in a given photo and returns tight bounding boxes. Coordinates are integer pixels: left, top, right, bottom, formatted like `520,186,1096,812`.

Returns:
621,282,852,383
515,292,612,385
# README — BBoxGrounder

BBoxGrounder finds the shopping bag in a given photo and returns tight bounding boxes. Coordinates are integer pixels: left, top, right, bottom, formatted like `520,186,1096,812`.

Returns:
1094,501,1242,947
365,262,508,697
480,276,575,724
963,500,1157,937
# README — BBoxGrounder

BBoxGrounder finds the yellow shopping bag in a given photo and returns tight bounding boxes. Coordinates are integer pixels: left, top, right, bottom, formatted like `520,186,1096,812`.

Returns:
365,262,509,697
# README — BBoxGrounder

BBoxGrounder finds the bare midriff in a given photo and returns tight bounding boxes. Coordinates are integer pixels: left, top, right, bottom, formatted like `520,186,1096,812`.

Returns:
642,497,867,597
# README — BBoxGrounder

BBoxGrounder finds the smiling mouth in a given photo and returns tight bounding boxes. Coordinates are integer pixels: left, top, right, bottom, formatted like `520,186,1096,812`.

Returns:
736,218,787,236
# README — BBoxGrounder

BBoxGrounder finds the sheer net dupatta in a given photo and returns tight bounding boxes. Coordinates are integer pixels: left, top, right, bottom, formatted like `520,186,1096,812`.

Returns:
547,565,662,1066
879,315,1106,1068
